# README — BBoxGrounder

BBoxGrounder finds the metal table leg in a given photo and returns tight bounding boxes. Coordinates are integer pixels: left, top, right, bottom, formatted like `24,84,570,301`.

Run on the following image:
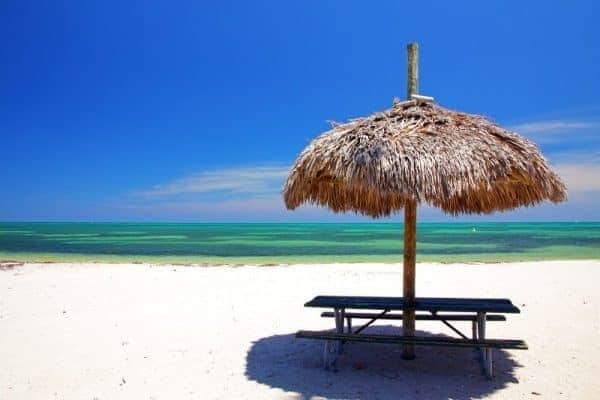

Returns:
336,308,345,354
477,312,486,359
485,347,493,379
323,307,343,370
477,311,493,378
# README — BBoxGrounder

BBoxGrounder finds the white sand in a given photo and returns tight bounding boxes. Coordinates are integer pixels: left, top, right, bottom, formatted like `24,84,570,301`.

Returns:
1,260,599,400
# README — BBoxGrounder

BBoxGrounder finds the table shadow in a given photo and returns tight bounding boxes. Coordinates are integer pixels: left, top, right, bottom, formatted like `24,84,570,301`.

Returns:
245,325,522,400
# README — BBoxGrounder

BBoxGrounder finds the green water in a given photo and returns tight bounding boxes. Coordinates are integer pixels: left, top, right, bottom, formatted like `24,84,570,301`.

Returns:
0,222,598,264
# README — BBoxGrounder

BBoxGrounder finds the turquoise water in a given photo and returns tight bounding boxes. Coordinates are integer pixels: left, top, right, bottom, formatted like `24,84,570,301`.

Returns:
0,222,598,264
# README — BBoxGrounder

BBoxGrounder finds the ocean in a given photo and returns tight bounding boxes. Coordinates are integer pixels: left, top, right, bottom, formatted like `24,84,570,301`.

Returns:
0,222,598,264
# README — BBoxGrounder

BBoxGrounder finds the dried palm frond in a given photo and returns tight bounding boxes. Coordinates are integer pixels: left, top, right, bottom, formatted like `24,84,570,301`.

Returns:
283,100,566,217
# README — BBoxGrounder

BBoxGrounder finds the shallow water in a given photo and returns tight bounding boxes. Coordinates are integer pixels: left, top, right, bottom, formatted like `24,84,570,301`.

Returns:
0,222,598,264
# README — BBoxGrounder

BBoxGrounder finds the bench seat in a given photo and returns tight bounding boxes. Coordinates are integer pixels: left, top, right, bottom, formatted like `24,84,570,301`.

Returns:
296,330,527,350
320,311,506,322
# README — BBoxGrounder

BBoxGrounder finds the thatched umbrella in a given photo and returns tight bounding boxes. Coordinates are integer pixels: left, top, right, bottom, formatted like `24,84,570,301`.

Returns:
283,43,567,359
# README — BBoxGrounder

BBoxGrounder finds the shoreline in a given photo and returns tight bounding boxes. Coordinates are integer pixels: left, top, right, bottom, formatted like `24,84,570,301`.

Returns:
2,258,600,268
1,253,599,267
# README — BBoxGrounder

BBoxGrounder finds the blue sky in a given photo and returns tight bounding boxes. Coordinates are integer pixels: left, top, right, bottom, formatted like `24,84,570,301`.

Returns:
1,1,598,222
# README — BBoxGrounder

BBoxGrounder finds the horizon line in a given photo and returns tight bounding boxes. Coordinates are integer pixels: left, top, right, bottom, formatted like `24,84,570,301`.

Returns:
0,220,598,224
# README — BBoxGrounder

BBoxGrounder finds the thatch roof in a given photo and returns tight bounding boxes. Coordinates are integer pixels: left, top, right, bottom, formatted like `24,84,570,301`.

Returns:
283,99,567,217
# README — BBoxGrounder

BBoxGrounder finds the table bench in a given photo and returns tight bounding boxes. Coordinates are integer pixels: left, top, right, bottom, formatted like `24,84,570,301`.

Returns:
320,311,506,339
296,295,527,378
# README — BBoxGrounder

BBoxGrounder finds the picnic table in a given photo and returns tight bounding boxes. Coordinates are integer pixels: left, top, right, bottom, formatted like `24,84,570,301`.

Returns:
296,295,527,378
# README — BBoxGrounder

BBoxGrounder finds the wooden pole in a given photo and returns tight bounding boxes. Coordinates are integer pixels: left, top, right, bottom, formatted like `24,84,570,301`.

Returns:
401,42,418,360
406,43,418,99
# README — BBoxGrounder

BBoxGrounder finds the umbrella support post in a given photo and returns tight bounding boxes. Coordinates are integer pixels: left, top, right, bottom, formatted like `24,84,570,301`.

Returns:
401,43,419,361
401,198,417,360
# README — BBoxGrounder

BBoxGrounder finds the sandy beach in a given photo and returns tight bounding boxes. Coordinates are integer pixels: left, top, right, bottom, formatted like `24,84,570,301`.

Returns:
1,260,599,399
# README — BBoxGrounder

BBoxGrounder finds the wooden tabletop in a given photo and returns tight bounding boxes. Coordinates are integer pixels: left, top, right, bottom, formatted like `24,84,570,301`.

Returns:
304,295,521,313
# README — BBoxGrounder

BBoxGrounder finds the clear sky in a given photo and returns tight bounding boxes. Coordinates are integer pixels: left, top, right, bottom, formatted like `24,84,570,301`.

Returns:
1,1,599,222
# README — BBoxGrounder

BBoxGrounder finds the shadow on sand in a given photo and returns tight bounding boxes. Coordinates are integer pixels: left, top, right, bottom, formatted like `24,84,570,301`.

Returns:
245,325,522,400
